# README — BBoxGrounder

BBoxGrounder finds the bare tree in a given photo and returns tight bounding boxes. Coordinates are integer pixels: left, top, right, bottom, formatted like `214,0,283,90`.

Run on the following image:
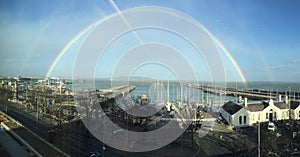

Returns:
0,87,14,113
74,89,100,135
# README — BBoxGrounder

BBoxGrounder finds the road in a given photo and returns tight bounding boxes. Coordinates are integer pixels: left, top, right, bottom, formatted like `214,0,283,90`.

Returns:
0,102,109,156
1,102,204,157
0,102,132,156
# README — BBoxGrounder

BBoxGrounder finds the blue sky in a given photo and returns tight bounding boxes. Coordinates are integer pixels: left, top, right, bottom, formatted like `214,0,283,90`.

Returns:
0,0,300,82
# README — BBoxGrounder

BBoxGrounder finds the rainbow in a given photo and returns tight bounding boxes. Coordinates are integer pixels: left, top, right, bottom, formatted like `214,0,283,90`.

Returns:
45,26,92,78
45,15,113,78
211,35,248,84
45,7,247,86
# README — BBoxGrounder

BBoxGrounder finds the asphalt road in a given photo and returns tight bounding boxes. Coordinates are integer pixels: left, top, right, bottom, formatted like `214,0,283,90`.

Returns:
0,103,131,156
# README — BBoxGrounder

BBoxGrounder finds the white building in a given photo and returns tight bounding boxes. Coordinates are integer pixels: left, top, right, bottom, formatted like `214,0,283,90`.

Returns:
44,77,65,93
221,101,248,127
221,97,290,127
291,101,300,120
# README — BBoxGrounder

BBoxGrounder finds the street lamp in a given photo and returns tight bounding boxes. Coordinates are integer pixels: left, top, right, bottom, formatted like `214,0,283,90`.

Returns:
257,121,260,157
35,92,39,121
34,90,40,134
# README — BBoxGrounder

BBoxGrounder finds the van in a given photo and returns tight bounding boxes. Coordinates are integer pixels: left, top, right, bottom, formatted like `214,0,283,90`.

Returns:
268,122,275,131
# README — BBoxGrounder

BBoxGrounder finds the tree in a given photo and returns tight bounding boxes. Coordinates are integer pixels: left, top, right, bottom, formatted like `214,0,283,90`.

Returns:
41,86,52,114
0,87,14,113
74,89,100,135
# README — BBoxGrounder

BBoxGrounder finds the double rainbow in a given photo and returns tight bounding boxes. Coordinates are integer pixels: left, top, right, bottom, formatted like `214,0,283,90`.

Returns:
45,9,247,86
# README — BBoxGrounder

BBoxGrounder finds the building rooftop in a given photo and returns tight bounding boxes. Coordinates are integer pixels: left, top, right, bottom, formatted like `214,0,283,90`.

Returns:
224,99,290,113
290,101,300,110
245,102,268,112
223,101,242,115
274,102,289,109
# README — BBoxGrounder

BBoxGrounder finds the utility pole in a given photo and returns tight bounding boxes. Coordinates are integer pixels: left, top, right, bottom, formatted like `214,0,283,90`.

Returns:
25,85,28,101
258,122,260,157
5,92,8,113
35,92,38,121
35,90,39,134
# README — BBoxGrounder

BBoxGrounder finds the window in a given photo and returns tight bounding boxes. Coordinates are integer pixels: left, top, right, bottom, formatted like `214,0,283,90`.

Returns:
244,115,247,124
239,116,242,124
266,113,268,119
299,111,300,118
274,112,276,118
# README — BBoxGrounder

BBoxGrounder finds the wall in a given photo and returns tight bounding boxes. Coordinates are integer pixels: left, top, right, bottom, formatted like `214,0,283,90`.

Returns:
231,108,248,127
221,107,249,127
291,106,300,120
247,111,263,126
220,109,231,125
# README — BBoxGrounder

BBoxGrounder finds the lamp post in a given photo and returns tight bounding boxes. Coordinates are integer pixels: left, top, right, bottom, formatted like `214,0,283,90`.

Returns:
4,88,8,113
35,90,40,134
35,92,38,121
257,121,260,157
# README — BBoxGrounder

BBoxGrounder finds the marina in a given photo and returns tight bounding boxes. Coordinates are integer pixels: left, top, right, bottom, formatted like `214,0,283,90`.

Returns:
190,84,300,101
1,76,300,157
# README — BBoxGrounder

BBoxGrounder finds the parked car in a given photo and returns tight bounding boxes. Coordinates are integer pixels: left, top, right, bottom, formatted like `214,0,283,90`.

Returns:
88,151,101,157
268,122,276,131
217,116,223,123
285,123,292,130
201,124,214,131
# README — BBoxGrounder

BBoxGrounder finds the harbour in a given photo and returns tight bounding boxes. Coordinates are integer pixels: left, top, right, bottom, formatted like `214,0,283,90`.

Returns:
190,84,300,101
1,76,300,156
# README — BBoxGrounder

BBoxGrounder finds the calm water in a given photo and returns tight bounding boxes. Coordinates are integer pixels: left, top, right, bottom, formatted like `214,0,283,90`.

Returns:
94,80,300,92
68,80,300,107
91,80,300,104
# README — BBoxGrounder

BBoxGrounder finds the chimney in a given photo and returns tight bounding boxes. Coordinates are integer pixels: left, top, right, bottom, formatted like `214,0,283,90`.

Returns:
278,94,282,102
244,97,248,107
238,96,243,103
285,95,288,104
269,99,274,105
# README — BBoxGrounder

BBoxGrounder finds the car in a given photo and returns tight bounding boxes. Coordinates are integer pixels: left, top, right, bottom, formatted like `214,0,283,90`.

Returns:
268,122,276,131
201,124,214,131
217,116,223,123
113,129,124,134
88,151,101,157
285,123,292,130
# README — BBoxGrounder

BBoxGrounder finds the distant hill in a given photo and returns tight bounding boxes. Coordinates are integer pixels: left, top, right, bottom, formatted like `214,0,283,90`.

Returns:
111,76,154,82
